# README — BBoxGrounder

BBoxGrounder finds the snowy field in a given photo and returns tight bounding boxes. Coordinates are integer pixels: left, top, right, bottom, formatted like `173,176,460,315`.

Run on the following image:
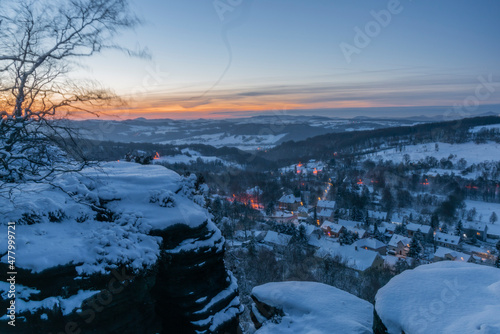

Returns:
160,133,288,151
470,124,500,133
365,141,500,166
154,149,240,167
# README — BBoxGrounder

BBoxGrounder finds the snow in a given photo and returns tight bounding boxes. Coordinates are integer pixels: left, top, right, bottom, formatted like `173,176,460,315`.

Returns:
435,232,460,246
317,200,336,209
252,281,373,334
388,234,411,248
470,124,500,133
463,200,500,238
164,133,288,150
353,238,386,250
0,285,99,317
263,231,292,246
366,141,500,166
433,247,471,262
277,194,300,204
320,221,343,233
192,271,243,331
375,261,500,334
0,162,213,275
406,223,432,234
315,243,381,272
317,209,333,218
298,222,317,236
153,149,240,168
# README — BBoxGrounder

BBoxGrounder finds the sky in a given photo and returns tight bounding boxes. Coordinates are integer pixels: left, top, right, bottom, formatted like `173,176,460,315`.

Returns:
77,0,500,119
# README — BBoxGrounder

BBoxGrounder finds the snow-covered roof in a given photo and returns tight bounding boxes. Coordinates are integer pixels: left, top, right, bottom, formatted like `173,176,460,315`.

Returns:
317,209,333,217
353,238,386,250
344,226,366,236
252,281,373,333
297,206,308,213
278,194,301,204
388,234,411,248
406,223,432,234
316,244,381,271
317,200,336,209
463,221,487,232
299,222,317,236
435,232,460,245
263,231,292,246
377,222,397,234
320,221,343,233
433,247,471,262
338,219,363,229
375,262,500,334
487,223,500,237
269,211,295,218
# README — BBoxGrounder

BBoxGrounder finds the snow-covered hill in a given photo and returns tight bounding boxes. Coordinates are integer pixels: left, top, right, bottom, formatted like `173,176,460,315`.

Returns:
70,116,420,150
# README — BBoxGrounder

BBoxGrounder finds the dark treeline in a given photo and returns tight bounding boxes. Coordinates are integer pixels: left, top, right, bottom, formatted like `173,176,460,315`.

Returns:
260,116,500,165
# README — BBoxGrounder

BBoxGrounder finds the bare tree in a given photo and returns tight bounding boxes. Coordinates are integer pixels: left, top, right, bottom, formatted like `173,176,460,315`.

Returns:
0,0,142,188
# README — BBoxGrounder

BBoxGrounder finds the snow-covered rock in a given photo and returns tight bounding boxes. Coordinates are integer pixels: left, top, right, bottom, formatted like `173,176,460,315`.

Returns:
251,281,373,333
0,162,242,333
374,261,500,334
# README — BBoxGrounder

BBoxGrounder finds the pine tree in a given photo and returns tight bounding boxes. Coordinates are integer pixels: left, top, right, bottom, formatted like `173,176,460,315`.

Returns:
430,213,439,231
490,212,498,224
455,220,463,237
297,225,308,245
441,224,448,234
408,236,422,259
495,256,500,269
394,258,409,274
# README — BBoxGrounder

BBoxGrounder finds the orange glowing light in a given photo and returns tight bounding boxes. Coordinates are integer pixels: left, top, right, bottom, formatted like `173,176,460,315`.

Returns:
153,152,160,160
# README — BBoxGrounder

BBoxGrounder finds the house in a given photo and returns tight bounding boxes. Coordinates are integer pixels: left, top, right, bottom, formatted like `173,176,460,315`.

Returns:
263,231,292,247
388,234,411,257
316,244,385,272
377,222,397,238
268,211,296,224
435,232,460,250
463,222,488,242
297,206,310,222
406,223,433,240
299,222,321,239
338,219,367,238
433,247,473,263
486,223,500,240
464,245,496,261
352,238,387,255
278,194,301,212
344,226,368,239
317,200,336,211
317,209,334,222
338,219,364,229
320,221,345,238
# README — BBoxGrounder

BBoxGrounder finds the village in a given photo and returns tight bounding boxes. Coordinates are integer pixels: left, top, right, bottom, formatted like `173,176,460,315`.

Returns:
214,158,500,275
